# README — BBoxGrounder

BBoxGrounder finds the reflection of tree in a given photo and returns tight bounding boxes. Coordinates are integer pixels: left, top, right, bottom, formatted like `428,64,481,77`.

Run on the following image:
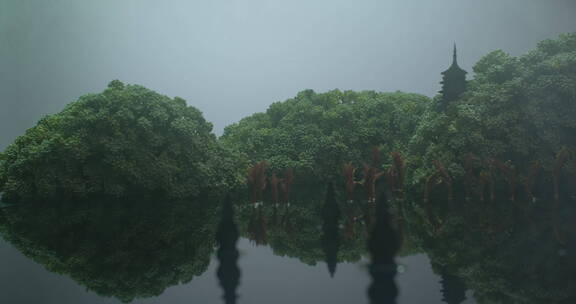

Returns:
406,166,576,304
367,189,399,304
321,183,341,277
0,197,218,303
216,195,241,304
247,207,268,245
236,185,367,266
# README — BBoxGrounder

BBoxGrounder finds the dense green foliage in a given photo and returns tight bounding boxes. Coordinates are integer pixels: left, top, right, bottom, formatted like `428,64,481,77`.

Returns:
0,196,219,302
0,30,574,304
408,33,576,187
221,90,430,180
0,80,244,202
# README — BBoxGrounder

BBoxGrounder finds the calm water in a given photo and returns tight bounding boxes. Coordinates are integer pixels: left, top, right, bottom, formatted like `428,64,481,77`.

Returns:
0,182,573,304
0,238,450,304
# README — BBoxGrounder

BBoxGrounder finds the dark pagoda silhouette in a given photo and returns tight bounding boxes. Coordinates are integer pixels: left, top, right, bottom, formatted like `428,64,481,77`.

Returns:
440,272,467,304
438,44,467,110
367,187,399,304
321,182,341,278
216,195,241,304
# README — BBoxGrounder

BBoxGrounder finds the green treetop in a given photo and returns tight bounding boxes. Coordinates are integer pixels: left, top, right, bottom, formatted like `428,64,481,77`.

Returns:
0,80,245,202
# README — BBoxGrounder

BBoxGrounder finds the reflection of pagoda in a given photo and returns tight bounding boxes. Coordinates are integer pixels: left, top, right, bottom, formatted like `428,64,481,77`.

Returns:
321,183,341,277
432,263,467,304
216,196,241,304
438,44,467,110
367,188,399,304
440,273,467,304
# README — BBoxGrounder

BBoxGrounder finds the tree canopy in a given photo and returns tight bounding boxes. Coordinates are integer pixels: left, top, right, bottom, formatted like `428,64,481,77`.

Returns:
221,90,430,181
408,33,576,189
0,80,244,202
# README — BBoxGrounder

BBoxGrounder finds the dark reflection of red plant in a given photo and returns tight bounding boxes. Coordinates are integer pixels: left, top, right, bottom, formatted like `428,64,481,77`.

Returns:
524,162,541,202
248,208,268,246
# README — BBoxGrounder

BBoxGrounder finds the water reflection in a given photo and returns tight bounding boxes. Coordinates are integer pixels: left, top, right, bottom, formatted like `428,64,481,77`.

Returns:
0,197,218,303
247,206,268,246
0,177,574,303
321,183,341,277
236,184,366,270
437,268,467,304
216,195,241,304
412,160,576,304
367,188,399,304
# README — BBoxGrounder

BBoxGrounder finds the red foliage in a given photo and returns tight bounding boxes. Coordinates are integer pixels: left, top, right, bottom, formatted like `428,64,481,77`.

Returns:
553,149,570,204
491,159,517,201
478,171,493,202
433,160,453,201
343,163,357,201
364,165,384,202
248,161,267,204
388,151,406,196
280,168,294,202
363,165,376,201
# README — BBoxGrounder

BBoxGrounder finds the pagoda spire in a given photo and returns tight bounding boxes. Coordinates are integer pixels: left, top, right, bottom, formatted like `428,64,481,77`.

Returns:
438,43,467,110
452,43,457,65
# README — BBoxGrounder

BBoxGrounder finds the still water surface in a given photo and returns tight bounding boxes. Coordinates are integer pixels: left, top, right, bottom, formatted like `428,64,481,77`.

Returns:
0,238,454,304
0,182,572,304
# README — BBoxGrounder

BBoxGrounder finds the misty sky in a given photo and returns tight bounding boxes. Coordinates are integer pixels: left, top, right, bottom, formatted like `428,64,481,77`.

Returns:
1,0,575,148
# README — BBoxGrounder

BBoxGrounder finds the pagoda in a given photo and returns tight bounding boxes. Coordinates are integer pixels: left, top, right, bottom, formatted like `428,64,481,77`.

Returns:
438,44,467,110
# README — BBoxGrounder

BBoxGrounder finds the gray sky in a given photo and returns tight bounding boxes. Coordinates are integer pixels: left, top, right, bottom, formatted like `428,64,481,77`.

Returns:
1,0,575,148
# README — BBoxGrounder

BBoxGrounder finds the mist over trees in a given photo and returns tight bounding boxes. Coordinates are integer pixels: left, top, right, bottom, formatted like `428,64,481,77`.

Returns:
409,33,576,189
221,33,576,198
1,33,574,202
0,31,574,304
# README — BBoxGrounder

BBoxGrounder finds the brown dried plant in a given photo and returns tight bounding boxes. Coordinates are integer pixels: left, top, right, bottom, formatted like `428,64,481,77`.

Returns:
281,168,294,202
553,149,571,205
491,159,517,201
248,161,267,203
389,151,406,195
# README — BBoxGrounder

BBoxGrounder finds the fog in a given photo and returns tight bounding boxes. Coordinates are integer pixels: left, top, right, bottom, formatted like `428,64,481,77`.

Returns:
1,0,575,148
